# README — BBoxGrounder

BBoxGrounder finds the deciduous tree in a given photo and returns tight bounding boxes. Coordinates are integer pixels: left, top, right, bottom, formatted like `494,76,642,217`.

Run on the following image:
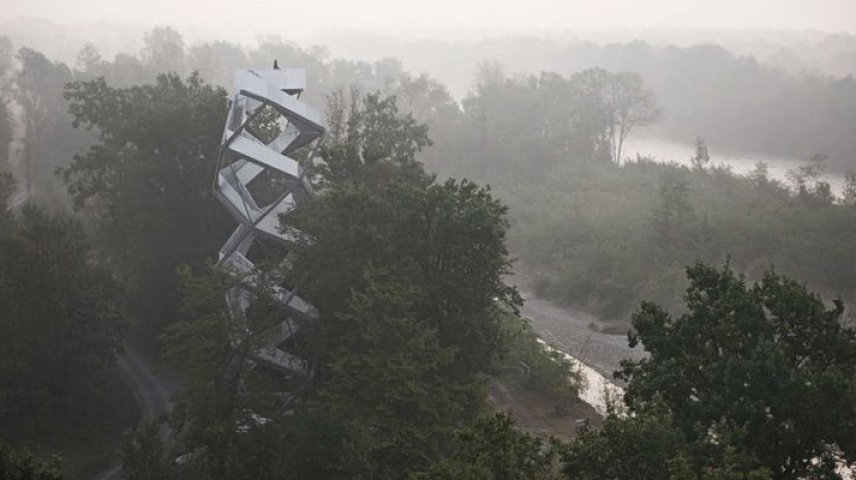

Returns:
0,206,124,427
603,71,660,163
610,262,856,478
61,73,232,329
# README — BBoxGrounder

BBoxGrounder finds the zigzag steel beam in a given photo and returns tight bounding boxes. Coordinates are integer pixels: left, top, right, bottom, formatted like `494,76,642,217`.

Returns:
214,67,325,379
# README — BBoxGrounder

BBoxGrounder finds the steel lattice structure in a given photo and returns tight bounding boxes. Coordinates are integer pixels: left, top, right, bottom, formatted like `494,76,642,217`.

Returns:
214,67,325,383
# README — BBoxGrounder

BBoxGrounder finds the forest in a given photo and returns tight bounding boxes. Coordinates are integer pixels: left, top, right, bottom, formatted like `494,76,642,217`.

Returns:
1,17,856,480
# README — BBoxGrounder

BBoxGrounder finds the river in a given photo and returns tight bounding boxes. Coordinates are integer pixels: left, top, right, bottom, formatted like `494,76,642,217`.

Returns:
624,136,848,196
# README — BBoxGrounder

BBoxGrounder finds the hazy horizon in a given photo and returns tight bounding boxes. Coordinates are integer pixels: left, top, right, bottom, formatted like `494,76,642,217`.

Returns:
2,0,855,40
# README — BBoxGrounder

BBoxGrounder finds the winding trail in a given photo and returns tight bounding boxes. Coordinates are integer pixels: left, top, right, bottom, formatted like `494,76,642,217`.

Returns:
8,190,27,210
115,343,175,420
95,342,180,480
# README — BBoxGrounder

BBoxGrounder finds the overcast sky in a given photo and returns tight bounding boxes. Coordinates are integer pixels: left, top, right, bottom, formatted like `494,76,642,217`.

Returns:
1,0,855,36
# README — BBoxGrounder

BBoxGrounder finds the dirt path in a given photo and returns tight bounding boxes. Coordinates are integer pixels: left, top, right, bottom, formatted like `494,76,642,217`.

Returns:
94,342,180,480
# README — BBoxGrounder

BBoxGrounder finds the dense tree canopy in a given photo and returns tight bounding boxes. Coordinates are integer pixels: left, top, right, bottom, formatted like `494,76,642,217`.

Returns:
414,413,565,480
61,73,232,328
318,90,432,186
13,47,81,203
283,92,522,478
565,262,856,479
0,37,14,169
0,205,124,427
0,443,62,480
453,65,659,177
152,91,524,480
291,176,518,373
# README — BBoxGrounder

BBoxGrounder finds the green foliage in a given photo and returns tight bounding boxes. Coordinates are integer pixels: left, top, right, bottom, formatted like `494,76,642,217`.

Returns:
651,169,695,260
158,91,520,478
414,413,566,480
61,73,232,329
0,172,13,226
312,270,472,478
690,138,710,171
13,47,81,204
160,266,237,384
600,70,660,163
0,206,125,427
283,173,519,477
506,152,856,319
0,37,13,168
518,41,856,166
120,421,171,480
318,90,431,187
593,262,856,478
564,263,856,478
0,443,62,480
563,405,686,479
141,27,185,75
295,94,519,477
0,40,13,167
158,266,302,480
563,405,774,480
0,100,11,167
448,66,658,180
499,314,582,408
12,28,856,480
292,176,519,376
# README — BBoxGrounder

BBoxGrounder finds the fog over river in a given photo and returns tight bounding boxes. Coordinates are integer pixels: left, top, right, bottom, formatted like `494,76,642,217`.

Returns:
624,136,848,195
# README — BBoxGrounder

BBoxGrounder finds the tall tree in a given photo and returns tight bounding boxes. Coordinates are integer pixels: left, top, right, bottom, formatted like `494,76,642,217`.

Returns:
141,27,186,76
186,40,247,88
309,270,471,478
0,206,124,427
0,443,62,480
567,67,614,161
157,266,299,480
291,175,519,378
282,105,520,474
690,137,711,171
61,73,231,329
842,171,856,206
13,48,76,198
75,42,106,79
318,90,431,187
603,71,660,163
604,262,856,478
0,172,14,227
563,403,774,480
0,36,14,170
651,170,695,259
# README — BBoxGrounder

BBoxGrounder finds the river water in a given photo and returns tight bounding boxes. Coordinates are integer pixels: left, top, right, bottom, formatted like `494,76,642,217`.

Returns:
624,136,847,196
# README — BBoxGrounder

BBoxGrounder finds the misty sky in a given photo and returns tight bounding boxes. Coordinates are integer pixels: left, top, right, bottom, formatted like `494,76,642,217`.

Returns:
2,0,855,36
